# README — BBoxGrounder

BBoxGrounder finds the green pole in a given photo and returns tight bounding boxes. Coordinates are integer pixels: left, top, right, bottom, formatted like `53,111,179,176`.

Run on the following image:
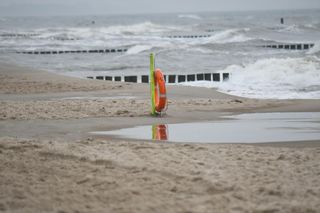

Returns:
150,53,156,115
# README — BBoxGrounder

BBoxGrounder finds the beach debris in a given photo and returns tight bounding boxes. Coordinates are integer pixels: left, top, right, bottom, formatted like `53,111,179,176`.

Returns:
231,99,243,103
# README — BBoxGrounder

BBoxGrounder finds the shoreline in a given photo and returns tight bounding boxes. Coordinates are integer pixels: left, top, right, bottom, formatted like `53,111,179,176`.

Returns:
1,62,320,213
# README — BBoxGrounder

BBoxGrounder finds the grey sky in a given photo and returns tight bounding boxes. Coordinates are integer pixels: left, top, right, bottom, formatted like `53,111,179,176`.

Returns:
1,0,320,16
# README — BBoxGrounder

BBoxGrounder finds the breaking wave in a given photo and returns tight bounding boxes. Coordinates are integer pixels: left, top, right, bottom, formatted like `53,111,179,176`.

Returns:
183,57,320,99
206,29,252,44
178,14,202,20
217,57,320,99
307,42,320,55
126,45,153,54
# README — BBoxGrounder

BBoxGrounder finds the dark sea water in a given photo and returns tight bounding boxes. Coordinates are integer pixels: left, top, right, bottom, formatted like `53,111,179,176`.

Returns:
0,10,320,99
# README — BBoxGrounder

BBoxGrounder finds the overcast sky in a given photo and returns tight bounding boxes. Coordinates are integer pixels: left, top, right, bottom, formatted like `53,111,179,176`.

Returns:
0,0,320,16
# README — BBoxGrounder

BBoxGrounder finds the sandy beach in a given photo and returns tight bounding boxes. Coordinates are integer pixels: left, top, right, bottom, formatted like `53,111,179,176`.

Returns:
1,62,320,213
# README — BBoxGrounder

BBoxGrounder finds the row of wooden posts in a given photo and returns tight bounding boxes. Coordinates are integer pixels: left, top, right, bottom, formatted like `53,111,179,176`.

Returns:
15,43,315,55
17,48,128,55
87,72,230,83
261,43,314,50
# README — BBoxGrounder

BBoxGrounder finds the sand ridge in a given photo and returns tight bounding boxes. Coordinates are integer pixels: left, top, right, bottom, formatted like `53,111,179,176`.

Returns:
0,98,293,121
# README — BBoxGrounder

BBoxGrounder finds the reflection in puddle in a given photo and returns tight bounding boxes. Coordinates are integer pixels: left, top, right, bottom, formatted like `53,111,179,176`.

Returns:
91,112,320,143
152,124,168,141
61,96,136,100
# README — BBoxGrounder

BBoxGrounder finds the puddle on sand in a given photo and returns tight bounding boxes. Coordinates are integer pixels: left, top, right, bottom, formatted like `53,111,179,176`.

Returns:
91,112,320,143
60,96,136,100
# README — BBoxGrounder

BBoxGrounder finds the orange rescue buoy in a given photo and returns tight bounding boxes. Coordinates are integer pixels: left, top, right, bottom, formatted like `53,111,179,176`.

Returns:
154,68,167,113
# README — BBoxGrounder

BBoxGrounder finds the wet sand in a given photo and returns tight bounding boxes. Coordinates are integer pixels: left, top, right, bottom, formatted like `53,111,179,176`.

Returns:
0,62,320,213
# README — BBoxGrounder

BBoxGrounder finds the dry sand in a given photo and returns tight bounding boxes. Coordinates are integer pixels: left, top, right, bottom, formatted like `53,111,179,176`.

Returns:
0,62,320,213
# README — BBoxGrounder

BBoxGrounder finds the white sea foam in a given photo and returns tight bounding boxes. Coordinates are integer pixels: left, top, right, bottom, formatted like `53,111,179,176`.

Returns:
98,22,180,35
183,57,320,99
126,45,153,54
277,24,302,33
304,23,319,30
206,29,252,44
7,22,184,50
126,38,177,55
185,47,213,54
307,42,320,55
178,14,202,20
31,22,181,41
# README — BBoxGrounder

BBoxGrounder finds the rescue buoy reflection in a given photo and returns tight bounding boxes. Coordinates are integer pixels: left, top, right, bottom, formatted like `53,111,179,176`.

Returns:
152,124,168,141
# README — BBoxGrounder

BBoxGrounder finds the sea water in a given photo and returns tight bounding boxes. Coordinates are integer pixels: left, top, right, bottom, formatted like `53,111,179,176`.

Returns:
0,10,320,99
